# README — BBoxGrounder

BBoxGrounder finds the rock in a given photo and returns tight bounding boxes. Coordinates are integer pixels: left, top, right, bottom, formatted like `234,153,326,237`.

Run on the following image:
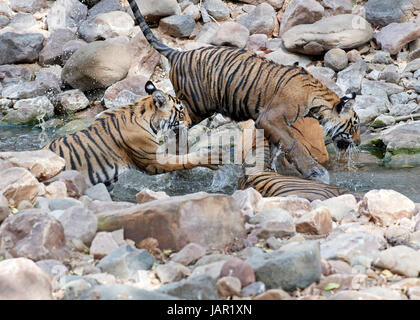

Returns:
236,3,276,36
78,11,134,42
317,194,357,222
250,241,321,291
2,96,54,126
47,0,88,32
320,231,385,261
84,183,112,202
36,259,68,278
378,65,401,84
96,244,156,279
254,288,291,300
127,31,160,79
10,0,48,13
45,170,87,198
336,60,368,94
247,34,268,51
8,13,37,30
329,290,384,300
0,209,68,261
321,0,352,15
241,281,266,297
361,79,404,96
404,58,420,73
0,194,9,223
47,197,82,211
39,28,77,66
216,276,242,297
324,48,348,71
211,22,250,48
231,187,262,217
388,102,419,117
170,243,207,266
136,189,170,204
45,181,67,199
374,245,420,277
190,260,226,280
54,89,90,114
61,39,88,65
56,206,98,245
0,150,65,181
155,261,191,283
264,47,311,67
251,217,296,240
0,258,53,300
89,232,119,259
87,0,123,19
359,189,415,226
280,0,324,35
195,22,220,44
203,0,229,21
136,0,181,23
61,40,131,91
79,284,176,300
0,167,44,207
97,192,246,251
0,16,9,28
295,207,332,235
373,50,393,64
183,4,201,21
282,14,373,55
256,195,312,216
0,32,44,65
375,18,420,55
103,75,148,109
158,14,196,38
365,0,413,27
219,257,255,287
158,274,218,300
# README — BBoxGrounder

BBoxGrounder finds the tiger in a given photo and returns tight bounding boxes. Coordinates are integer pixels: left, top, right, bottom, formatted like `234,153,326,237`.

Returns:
237,120,349,201
44,81,220,188
127,0,361,184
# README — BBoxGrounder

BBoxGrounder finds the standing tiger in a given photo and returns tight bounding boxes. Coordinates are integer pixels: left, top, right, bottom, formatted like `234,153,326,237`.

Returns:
127,0,360,184
44,82,219,187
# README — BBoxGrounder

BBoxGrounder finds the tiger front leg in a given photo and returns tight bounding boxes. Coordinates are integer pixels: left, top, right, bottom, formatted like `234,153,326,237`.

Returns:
256,116,330,184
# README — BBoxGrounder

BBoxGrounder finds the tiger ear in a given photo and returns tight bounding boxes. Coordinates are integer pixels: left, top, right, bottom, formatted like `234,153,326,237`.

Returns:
145,81,157,95
336,92,356,113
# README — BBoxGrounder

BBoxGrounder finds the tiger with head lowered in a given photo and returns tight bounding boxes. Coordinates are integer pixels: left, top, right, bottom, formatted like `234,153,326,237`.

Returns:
127,0,360,184
44,82,219,188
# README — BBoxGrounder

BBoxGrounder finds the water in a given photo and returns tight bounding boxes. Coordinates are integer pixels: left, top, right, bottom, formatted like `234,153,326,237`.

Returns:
1,125,419,203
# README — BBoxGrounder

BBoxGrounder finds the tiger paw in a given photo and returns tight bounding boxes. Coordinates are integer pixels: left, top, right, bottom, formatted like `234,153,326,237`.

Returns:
305,165,330,185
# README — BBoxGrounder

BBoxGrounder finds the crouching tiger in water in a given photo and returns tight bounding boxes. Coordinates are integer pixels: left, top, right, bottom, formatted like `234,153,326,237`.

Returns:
127,0,360,184
237,120,348,201
44,82,220,187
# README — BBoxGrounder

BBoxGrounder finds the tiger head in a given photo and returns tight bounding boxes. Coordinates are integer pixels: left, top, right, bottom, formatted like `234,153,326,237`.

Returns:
310,92,360,151
145,81,192,132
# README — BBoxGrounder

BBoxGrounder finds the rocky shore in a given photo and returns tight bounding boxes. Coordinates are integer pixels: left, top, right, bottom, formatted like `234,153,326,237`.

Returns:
0,0,420,300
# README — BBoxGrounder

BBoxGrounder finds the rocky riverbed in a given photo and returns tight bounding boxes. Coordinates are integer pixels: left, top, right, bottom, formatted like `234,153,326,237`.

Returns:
0,0,420,300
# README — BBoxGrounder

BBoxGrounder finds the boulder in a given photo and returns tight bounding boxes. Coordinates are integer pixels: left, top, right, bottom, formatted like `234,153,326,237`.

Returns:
336,60,368,94
0,32,44,65
365,0,414,26
159,14,196,38
282,14,373,55
136,0,181,23
47,0,88,32
203,0,230,21
127,31,160,78
10,0,48,13
54,89,90,114
211,21,250,48
39,28,77,66
1,96,55,125
236,3,276,36
170,243,207,266
87,0,123,19
280,0,324,35
374,245,420,277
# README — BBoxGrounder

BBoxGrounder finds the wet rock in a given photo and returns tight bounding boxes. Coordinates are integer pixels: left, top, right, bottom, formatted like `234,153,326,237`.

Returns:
0,32,44,65
89,232,119,259
236,3,276,36
96,244,156,279
324,48,348,71
219,257,255,287
279,0,324,35
55,89,90,114
359,189,415,226
264,46,311,67
320,231,385,261
211,21,250,48
55,206,97,246
0,258,53,300
203,0,229,21
61,39,131,91
159,14,196,38
103,75,148,109
87,0,123,19
39,28,77,66
0,209,68,261
155,261,191,284
0,167,44,207
80,284,176,300
136,0,181,23
375,18,420,55
47,0,88,32
217,276,242,297
336,60,368,94
365,0,413,26
374,245,420,277
136,189,170,204
97,192,246,252
158,274,218,300
295,207,332,235
36,259,68,278
45,170,87,198
2,95,54,126
170,243,207,266
84,183,112,202
250,241,322,291
254,288,291,300
78,11,134,42
282,14,373,55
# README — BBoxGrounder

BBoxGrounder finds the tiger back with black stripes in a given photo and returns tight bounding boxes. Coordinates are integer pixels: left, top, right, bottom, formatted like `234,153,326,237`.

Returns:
44,82,219,187
127,0,360,184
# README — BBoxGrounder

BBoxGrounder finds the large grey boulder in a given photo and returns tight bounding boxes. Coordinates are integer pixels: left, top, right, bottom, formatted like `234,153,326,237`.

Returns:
236,3,276,36
365,0,413,26
0,32,44,65
280,0,324,35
